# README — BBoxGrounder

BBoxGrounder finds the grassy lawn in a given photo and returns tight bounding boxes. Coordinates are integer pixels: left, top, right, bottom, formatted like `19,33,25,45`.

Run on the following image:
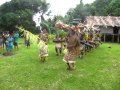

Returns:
0,39,120,90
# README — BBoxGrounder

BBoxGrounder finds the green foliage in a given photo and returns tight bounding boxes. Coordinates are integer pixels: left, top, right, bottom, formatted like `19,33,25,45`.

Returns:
107,0,120,16
91,0,120,16
40,15,66,34
41,20,50,32
92,0,112,15
66,0,87,23
0,0,49,33
0,12,19,32
58,29,67,38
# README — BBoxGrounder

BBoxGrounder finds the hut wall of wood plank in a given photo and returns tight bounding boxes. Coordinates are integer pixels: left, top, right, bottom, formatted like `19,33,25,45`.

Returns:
86,16,120,43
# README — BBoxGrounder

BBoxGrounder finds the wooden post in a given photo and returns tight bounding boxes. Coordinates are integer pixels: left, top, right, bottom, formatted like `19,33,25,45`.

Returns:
118,35,119,43
112,34,114,42
104,34,106,42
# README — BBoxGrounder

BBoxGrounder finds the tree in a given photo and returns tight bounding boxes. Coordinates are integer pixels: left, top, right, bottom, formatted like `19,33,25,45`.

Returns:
0,0,49,33
66,0,89,23
107,0,120,16
92,0,112,15
90,0,120,16
66,8,74,23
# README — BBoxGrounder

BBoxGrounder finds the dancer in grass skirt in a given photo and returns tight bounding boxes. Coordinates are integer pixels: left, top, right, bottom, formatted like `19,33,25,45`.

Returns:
39,40,48,62
63,27,80,70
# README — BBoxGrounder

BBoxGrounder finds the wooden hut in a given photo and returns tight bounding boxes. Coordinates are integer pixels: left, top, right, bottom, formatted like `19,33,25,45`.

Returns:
86,16,120,43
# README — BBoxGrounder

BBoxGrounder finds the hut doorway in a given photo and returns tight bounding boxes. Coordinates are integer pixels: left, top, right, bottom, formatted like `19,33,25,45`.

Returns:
113,26,119,42
113,26,119,34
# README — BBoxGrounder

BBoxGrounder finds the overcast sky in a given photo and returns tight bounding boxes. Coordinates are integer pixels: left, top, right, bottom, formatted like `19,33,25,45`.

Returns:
0,0,95,16
47,0,95,16
0,0,11,5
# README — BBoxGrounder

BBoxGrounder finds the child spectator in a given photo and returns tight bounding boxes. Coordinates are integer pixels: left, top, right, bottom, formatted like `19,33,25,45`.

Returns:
26,37,30,48
6,34,13,52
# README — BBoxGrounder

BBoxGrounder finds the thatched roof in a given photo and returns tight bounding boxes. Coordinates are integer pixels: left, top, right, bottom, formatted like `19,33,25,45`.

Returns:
86,16,120,27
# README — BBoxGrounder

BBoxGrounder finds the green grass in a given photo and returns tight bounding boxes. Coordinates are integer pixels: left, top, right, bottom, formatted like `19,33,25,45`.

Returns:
0,39,120,90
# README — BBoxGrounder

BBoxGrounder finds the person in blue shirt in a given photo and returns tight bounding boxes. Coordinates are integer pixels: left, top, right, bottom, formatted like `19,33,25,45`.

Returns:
13,31,19,49
6,35,13,52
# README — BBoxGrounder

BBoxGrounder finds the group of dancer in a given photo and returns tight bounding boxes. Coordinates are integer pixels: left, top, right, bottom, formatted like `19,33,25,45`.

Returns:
39,21,102,70
0,22,101,70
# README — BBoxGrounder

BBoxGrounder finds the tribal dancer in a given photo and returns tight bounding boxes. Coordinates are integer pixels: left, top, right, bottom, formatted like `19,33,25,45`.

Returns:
63,27,80,70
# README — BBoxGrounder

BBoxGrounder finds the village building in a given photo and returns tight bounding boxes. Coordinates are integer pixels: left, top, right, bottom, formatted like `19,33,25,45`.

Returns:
86,16,120,43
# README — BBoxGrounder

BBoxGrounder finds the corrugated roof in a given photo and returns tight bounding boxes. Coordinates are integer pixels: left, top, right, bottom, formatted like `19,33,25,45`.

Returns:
86,16,120,27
